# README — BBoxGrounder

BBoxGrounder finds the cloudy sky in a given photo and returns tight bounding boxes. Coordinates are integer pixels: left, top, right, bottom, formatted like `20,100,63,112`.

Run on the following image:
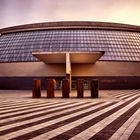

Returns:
0,0,140,28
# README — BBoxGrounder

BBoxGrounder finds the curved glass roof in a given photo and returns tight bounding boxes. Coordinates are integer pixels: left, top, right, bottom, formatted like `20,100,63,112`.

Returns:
0,29,140,62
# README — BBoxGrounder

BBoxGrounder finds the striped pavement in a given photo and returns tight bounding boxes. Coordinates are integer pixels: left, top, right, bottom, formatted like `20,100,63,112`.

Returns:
0,90,140,140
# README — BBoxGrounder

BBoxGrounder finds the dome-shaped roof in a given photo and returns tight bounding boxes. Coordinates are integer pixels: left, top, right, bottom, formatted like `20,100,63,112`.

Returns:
0,21,140,62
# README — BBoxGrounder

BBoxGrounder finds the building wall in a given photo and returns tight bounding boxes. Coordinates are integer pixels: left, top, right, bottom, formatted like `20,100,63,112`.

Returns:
0,61,140,77
0,62,65,77
72,61,140,76
0,61,140,89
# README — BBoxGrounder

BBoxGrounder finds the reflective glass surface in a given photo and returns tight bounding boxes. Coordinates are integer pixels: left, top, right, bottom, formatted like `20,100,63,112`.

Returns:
0,29,140,62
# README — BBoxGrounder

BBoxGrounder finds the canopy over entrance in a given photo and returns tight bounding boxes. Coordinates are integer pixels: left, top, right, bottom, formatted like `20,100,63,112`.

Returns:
32,51,105,91
32,51,105,63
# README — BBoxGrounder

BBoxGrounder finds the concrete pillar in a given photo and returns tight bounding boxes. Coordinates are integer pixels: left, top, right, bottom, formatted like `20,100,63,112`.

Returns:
77,79,84,98
91,79,99,98
62,79,69,98
32,79,41,98
66,53,71,91
47,79,55,98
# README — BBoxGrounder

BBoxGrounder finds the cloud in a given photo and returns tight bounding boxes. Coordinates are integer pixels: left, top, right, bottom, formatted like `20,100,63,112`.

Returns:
0,0,140,28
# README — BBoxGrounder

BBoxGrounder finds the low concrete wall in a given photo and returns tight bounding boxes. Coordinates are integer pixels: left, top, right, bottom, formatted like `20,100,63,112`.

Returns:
0,76,140,90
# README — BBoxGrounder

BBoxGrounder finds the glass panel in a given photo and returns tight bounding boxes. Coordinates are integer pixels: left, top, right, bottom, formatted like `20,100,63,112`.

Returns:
0,29,140,62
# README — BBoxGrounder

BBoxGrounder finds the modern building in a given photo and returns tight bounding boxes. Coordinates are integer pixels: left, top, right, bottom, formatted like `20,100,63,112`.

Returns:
0,21,140,90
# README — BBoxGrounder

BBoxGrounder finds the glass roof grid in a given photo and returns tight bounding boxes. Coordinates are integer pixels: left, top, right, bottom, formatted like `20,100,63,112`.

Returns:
0,29,140,62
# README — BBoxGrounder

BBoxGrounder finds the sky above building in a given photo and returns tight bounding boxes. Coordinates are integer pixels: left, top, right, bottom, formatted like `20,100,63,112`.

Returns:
0,0,140,28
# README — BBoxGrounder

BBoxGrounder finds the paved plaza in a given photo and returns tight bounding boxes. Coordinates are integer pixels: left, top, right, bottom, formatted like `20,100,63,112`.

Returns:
0,90,139,140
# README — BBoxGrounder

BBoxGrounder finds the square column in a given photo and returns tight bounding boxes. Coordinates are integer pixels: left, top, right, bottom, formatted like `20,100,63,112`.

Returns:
32,79,41,98
66,53,71,91
47,79,55,98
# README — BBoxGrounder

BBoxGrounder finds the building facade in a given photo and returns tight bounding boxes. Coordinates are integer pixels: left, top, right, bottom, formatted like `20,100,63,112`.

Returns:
0,21,140,89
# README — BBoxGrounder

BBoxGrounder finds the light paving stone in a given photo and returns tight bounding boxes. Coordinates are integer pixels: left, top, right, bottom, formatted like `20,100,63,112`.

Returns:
69,97,140,140
31,101,128,139
0,102,96,131
0,102,111,139
0,102,69,118
0,90,139,140
119,110,140,140
0,102,56,113
0,102,75,123
119,91,140,99
114,90,135,98
109,109,140,140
